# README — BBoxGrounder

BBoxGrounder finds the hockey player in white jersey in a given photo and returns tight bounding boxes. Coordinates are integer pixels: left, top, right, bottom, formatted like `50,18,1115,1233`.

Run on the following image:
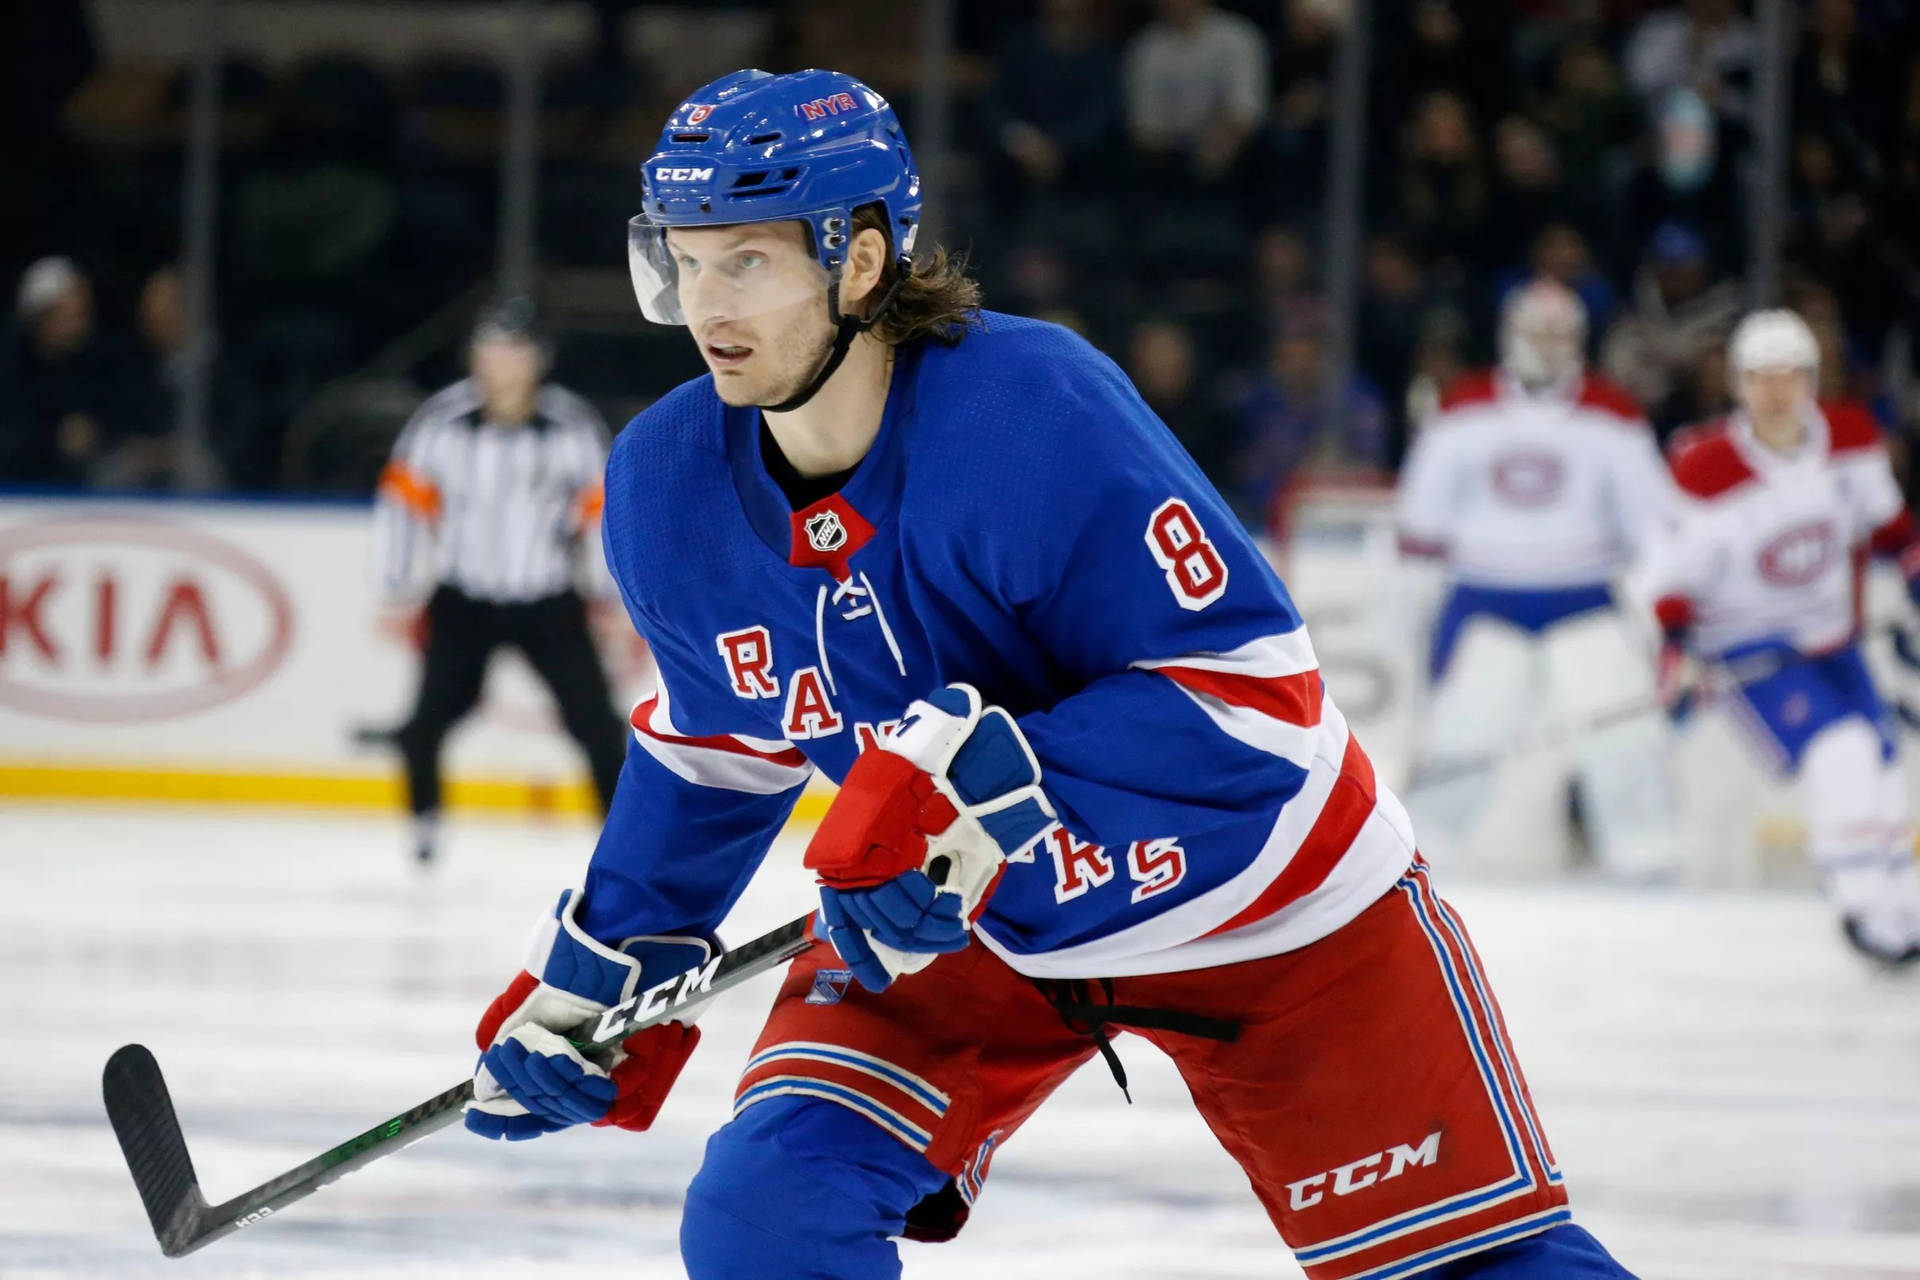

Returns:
1645,309,1920,963
1396,279,1679,877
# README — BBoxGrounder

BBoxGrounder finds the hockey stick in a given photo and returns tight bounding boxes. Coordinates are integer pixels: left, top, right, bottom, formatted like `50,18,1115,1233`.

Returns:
1401,645,1801,794
103,912,815,1257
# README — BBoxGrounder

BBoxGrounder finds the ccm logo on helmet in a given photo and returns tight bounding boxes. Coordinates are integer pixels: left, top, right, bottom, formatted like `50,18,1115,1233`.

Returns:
655,166,714,182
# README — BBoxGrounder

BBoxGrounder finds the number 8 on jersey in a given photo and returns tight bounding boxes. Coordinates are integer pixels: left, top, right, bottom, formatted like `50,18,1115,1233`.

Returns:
1147,498,1228,610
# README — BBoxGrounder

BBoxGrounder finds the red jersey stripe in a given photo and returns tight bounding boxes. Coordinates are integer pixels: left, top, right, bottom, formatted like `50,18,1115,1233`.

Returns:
1154,665,1324,729
630,695,809,767
1204,732,1377,938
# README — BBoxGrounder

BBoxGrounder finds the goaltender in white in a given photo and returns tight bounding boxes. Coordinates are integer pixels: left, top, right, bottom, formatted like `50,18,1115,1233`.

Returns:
1395,279,1681,877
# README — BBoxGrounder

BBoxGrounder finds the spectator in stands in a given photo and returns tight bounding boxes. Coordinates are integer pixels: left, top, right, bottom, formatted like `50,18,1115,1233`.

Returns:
1395,90,1490,286
1600,222,1741,431
1227,306,1388,531
0,1,96,282
1792,281,1881,410
1665,340,1733,434
1122,0,1269,191
1619,83,1744,268
0,257,156,486
1404,307,1471,436
1793,0,1898,176
1128,316,1234,483
1241,223,1318,359
1796,186,1906,359
1888,56,1920,261
1358,233,1432,463
984,0,1120,223
1377,1,1511,142
1535,39,1643,217
1484,114,1577,273
1261,0,1340,213
1524,222,1617,338
1623,0,1757,125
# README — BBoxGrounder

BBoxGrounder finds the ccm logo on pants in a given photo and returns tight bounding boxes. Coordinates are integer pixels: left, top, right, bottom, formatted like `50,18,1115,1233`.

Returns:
1287,1130,1442,1210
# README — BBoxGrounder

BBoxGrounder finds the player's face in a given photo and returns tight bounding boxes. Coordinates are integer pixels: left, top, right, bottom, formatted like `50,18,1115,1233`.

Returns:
666,223,836,407
1739,366,1810,421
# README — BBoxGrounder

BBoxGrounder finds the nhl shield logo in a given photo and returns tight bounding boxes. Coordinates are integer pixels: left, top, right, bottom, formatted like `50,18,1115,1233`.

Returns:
805,510,848,553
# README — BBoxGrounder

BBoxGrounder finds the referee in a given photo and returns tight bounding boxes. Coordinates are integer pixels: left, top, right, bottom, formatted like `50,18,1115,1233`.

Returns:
374,299,628,863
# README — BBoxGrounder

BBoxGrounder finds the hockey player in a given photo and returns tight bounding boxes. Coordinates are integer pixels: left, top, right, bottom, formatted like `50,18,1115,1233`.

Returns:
1645,309,1920,964
1396,280,1679,878
460,70,1631,1278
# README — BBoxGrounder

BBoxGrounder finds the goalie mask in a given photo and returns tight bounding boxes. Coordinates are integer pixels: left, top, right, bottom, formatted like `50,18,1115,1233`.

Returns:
1499,280,1587,392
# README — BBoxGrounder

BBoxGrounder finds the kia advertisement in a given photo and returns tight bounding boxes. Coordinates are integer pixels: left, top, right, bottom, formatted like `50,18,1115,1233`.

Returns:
0,498,653,794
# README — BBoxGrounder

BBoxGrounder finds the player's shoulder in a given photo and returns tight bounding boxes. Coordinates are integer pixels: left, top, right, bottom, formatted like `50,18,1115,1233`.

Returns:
602,376,743,586
1821,399,1886,455
1572,375,1649,428
908,311,1150,471
608,375,725,476
1435,369,1500,415
922,310,1116,391
1666,418,1754,499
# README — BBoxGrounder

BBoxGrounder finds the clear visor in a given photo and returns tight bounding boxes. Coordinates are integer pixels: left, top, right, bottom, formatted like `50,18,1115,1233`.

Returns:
628,214,834,326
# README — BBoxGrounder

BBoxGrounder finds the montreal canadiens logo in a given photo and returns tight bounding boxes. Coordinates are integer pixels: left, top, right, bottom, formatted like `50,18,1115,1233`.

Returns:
1757,522,1836,586
804,510,847,553
686,104,712,125
1490,451,1565,506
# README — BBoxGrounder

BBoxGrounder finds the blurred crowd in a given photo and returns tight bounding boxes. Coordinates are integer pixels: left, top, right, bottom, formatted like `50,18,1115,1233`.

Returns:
5,0,1920,525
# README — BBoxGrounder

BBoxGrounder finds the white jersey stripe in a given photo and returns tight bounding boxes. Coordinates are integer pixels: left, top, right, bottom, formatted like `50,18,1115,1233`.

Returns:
976,698,1415,978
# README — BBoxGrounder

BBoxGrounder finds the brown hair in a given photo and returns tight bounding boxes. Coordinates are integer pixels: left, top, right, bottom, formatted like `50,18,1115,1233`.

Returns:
850,202,982,346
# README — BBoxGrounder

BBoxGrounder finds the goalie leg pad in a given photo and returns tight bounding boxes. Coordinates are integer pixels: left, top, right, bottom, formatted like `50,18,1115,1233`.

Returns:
680,1095,946,1280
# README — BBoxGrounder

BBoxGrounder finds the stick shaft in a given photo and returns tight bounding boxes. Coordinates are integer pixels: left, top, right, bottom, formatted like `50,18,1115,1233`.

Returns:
108,913,816,1256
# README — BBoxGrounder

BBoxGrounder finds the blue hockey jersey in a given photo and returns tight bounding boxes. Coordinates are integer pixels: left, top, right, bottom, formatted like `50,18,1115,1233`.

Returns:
581,313,1414,978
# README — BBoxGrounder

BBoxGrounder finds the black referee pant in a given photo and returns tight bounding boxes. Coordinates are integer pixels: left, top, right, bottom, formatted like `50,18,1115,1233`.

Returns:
395,586,627,818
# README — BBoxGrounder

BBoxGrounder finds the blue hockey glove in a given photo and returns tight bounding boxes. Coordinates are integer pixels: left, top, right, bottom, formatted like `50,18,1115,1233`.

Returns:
465,888,713,1140
805,684,1056,992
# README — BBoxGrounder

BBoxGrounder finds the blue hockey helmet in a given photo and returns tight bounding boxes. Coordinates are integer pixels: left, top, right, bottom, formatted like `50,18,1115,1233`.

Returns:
629,68,922,326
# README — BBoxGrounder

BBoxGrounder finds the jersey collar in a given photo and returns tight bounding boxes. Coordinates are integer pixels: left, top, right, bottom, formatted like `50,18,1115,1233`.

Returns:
1495,367,1582,408
1729,402,1829,476
725,342,920,578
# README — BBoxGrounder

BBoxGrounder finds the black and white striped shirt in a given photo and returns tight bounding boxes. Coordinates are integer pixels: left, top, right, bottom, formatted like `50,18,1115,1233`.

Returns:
376,378,612,603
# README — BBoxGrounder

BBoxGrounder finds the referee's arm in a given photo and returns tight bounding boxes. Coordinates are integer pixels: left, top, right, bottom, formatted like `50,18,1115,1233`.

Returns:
374,393,454,601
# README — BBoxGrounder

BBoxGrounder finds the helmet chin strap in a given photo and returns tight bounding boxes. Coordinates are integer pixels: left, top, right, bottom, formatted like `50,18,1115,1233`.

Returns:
758,257,911,415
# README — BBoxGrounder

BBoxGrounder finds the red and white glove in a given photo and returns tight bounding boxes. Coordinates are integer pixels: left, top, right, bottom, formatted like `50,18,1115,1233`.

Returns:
804,684,1056,992
465,889,708,1140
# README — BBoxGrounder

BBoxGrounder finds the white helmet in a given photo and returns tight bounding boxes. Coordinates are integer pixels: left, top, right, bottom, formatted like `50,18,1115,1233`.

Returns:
1499,279,1587,389
1728,308,1818,377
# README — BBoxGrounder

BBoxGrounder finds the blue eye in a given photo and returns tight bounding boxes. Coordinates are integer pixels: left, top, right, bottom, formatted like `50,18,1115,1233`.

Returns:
737,253,765,270
676,255,699,273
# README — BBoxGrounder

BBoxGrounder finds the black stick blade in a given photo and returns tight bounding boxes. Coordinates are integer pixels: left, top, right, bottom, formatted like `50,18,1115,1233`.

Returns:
104,1044,211,1257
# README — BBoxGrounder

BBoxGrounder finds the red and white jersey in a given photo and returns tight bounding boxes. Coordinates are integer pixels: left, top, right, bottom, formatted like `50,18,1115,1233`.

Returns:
1396,371,1676,589
1644,402,1912,655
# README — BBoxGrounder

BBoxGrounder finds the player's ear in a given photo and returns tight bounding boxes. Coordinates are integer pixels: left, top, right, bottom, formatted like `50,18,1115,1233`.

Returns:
841,226,889,316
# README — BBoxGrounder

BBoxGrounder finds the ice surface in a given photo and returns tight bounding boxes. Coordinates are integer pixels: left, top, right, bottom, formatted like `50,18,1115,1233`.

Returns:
2,806,1918,1279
